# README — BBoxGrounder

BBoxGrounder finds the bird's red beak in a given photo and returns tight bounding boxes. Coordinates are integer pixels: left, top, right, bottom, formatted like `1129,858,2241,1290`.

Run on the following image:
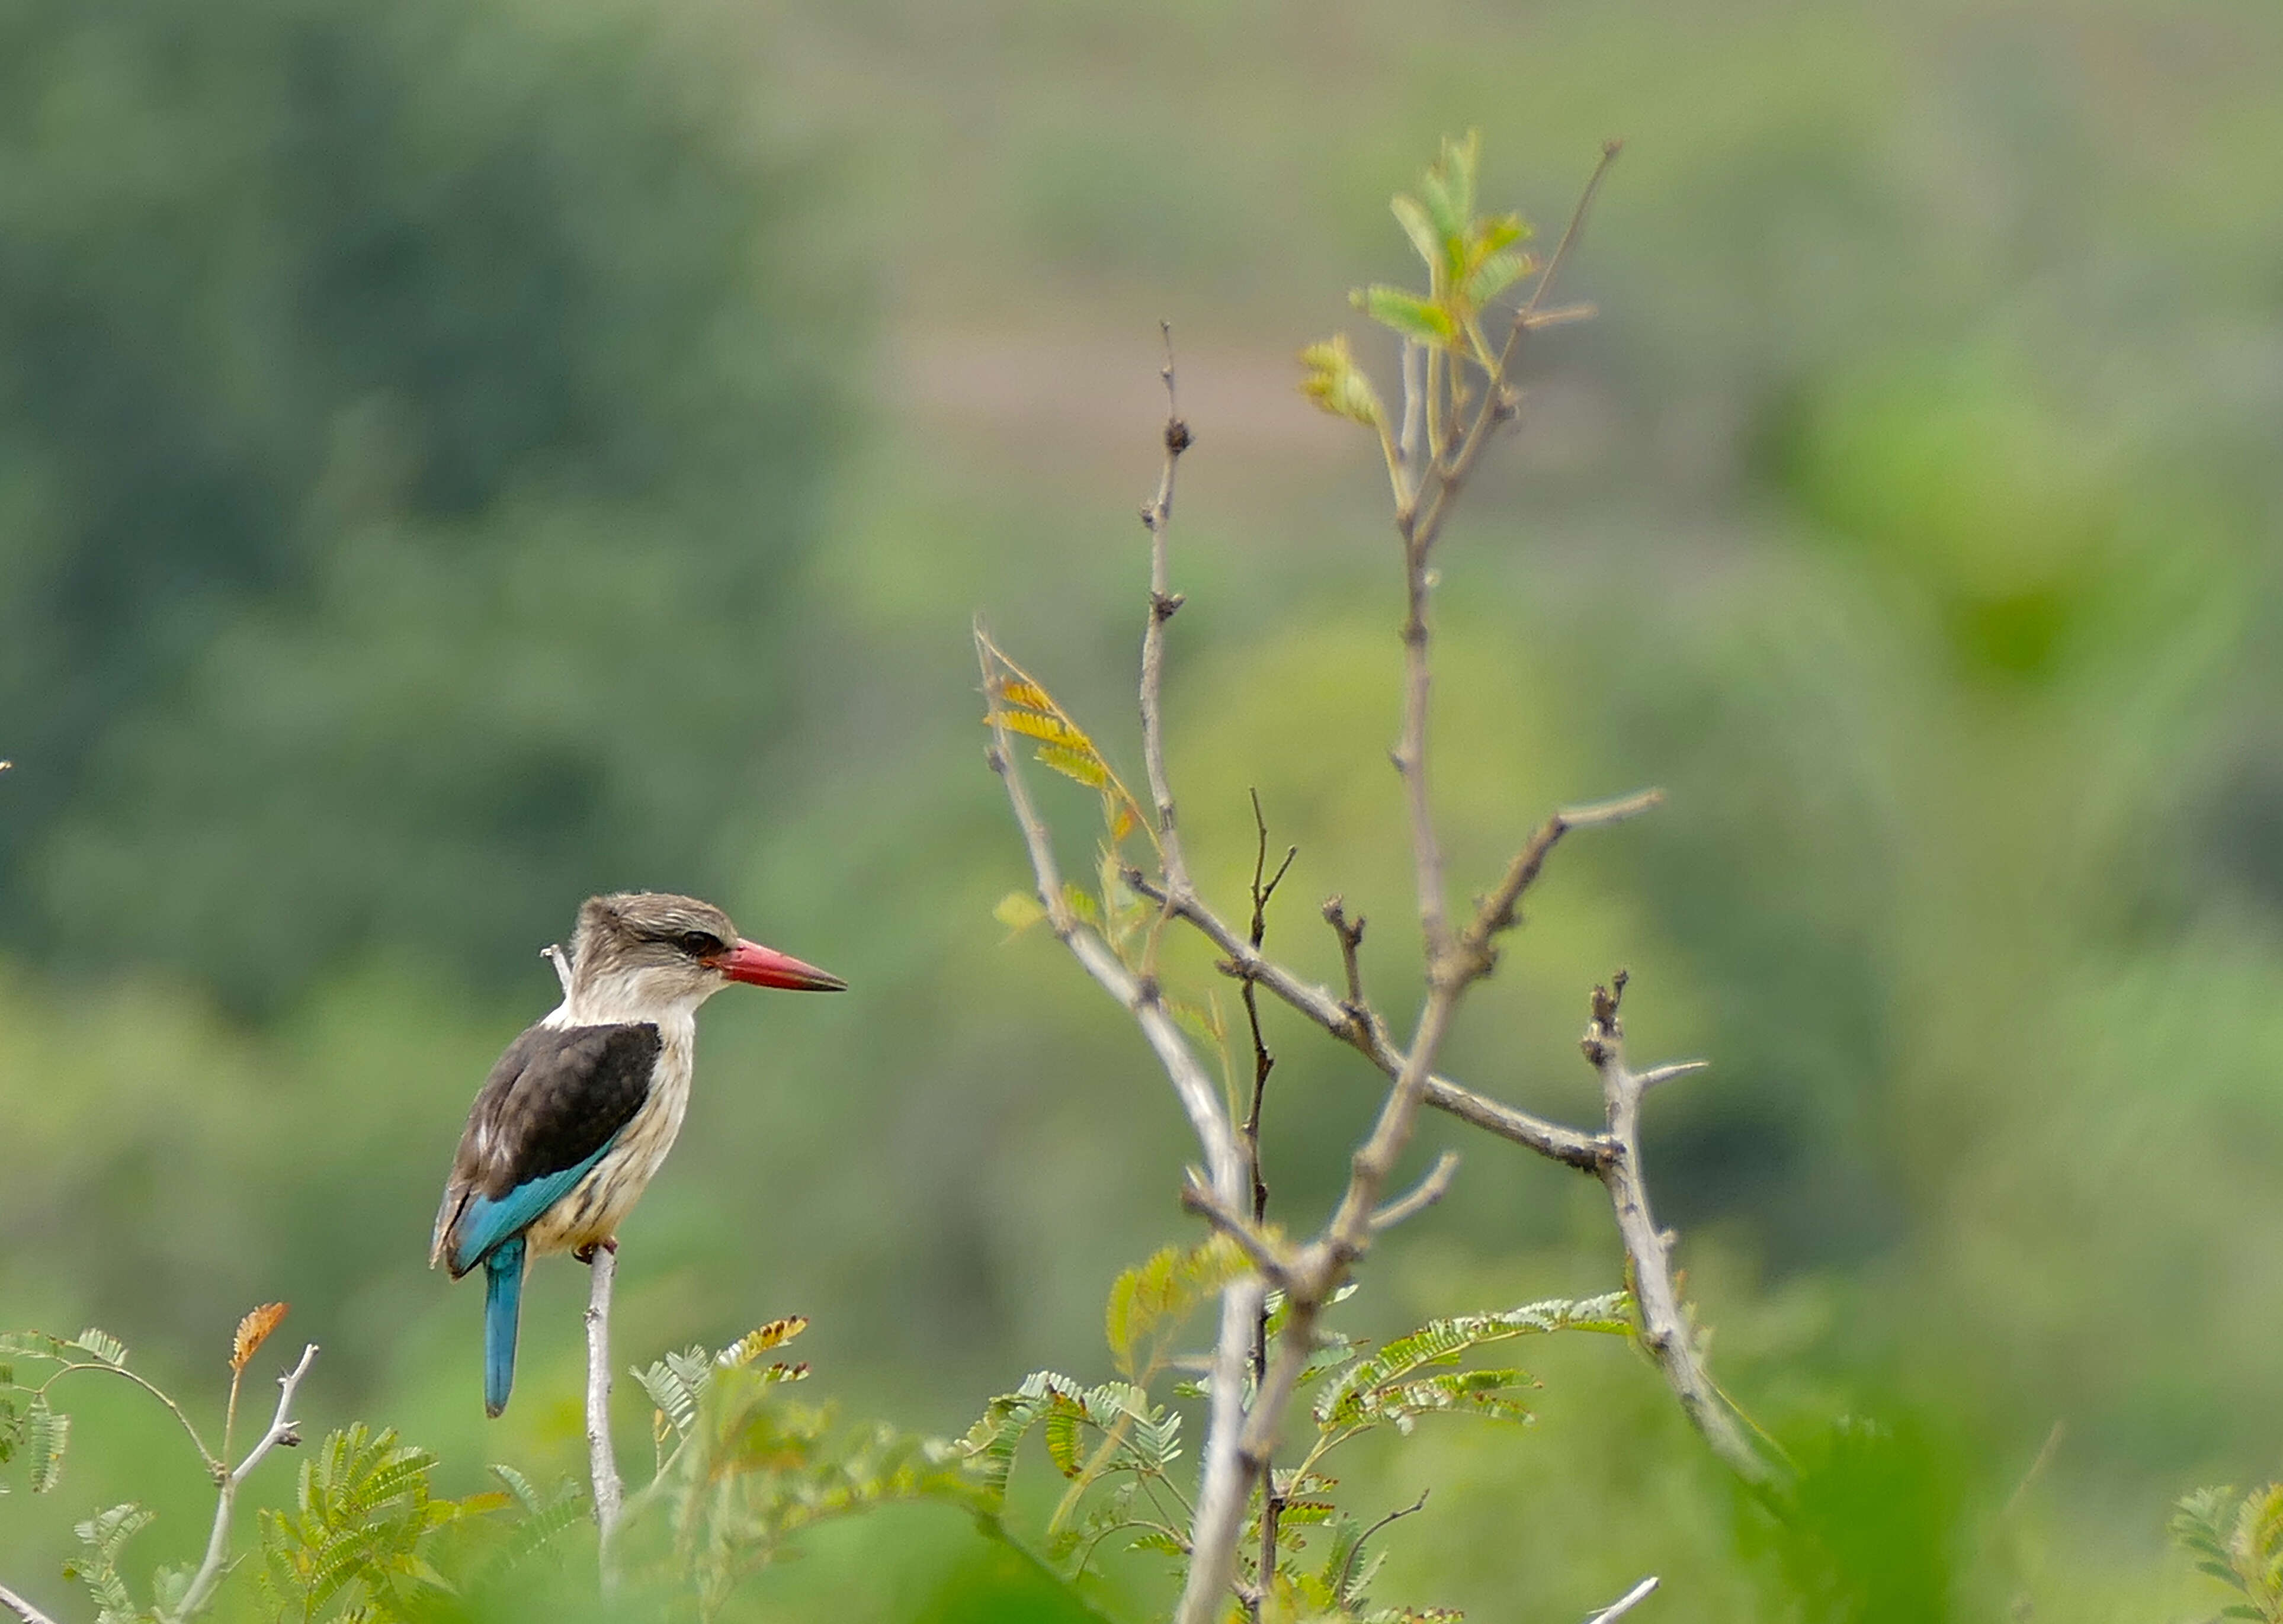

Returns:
713,938,846,991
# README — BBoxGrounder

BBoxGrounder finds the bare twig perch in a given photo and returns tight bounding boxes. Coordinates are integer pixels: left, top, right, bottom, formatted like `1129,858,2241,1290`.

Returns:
586,1243,626,1570
165,1343,319,1624
0,1583,60,1624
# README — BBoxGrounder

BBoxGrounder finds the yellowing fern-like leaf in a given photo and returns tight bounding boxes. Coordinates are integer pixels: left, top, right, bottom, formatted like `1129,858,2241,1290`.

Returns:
232,1303,288,1373
1105,1237,1246,1383
719,1318,809,1369
975,630,1153,858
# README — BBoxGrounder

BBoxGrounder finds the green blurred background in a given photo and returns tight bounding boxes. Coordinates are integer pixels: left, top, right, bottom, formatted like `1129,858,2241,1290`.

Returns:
4,0,2281,1617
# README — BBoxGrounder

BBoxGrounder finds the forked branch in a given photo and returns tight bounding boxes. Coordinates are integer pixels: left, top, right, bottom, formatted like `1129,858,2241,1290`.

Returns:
166,1343,319,1624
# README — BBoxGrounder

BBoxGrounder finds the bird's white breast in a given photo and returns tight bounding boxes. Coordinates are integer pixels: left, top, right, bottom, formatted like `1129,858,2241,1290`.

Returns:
525,1008,697,1256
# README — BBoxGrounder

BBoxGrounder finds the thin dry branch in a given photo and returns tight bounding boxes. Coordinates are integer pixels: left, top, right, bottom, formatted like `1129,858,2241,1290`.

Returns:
1369,1150,1460,1233
1322,897,1368,1010
1587,1575,1662,1623
0,1584,60,1624
979,621,1264,1624
1579,975,1771,1484
1128,867,1608,1170
980,631,1244,1195
166,1343,318,1624
1139,323,1195,896
1179,1174,1293,1288
1338,1489,1431,1602
1237,791,1294,1619
1451,789,1664,980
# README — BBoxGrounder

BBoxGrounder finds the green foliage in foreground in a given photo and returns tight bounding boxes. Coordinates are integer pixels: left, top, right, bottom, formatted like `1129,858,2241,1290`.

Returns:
960,1235,1634,1622
2173,1485,2283,1624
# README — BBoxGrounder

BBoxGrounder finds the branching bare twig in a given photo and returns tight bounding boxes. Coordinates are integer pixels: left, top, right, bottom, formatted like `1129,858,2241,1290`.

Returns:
1369,1150,1460,1233
1128,867,1609,1170
1580,975,1769,1484
1139,322,1194,903
982,140,1776,1623
1236,791,1294,1616
165,1343,318,1624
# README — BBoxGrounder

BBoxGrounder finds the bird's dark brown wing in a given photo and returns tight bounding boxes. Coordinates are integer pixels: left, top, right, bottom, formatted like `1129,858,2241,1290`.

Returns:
430,1021,662,1273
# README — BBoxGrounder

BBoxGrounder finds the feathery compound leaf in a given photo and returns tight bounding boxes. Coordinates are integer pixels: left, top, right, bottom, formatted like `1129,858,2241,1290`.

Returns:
1041,1391,1091,1479
0,1331,70,1361
977,633,1153,859
259,1424,473,1624
1390,194,1440,269
490,1462,545,1516
70,1328,127,1367
1034,743,1110,790
1299,335,1387,428
232,1302,288,1373
1314,1294,1628,1432
1465,248,1535,305
69,1502,153,1622
2175,1483,2283,1622
994,891,1047,935
1354,285,1458,346
719,1317,809,1369
634,1347,718,1439
1105,1237,1246,1382
995,707,1094,752
26,1398,68,1492
959,1371,1084,1506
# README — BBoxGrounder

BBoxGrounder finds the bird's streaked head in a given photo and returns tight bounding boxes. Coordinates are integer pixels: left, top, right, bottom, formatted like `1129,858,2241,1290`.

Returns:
563,891,845,1022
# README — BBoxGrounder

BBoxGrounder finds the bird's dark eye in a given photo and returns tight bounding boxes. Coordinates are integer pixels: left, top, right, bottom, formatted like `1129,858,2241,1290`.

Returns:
676,930,724,959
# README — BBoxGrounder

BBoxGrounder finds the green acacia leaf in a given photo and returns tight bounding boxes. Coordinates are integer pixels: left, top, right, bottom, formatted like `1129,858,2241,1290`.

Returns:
1354,285,1457,346
1390,194,1441,270
70,1329,127,1367
1465,250,1532,305
26,1398,68,1493
1041,1393,1089,1478
1298,335,1387,429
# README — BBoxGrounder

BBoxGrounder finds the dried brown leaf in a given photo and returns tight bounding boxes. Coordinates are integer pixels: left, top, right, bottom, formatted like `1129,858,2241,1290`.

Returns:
232,1302,288,1372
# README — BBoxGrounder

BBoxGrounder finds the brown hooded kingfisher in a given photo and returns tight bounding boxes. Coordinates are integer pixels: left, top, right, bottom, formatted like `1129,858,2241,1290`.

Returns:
430,891,844,1416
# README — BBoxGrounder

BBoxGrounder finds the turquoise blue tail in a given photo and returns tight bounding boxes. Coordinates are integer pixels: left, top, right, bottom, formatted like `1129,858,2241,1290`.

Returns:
483,1238,527,1417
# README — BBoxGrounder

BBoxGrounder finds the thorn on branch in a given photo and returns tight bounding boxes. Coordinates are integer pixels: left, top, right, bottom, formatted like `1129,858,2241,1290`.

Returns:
1636,1060,1709,1092
1152,590,1186,621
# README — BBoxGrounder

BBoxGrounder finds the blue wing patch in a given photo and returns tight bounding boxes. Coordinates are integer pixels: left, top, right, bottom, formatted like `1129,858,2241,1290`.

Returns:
450,1139,614,1272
